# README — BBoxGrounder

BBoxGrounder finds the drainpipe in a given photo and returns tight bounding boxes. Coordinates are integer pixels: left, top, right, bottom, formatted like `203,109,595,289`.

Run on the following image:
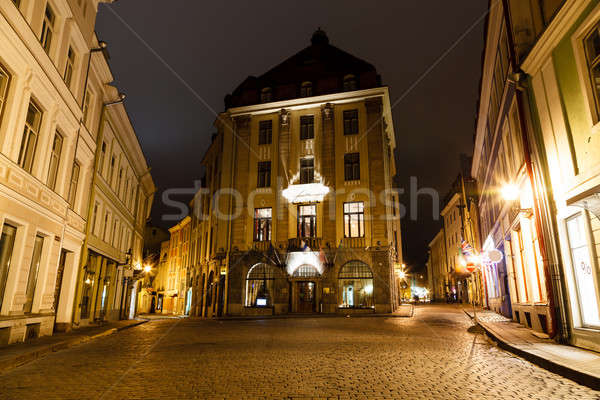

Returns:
501,0,561,339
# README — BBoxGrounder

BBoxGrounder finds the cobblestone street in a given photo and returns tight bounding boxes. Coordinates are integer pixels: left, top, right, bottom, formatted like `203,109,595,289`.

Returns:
0,305,597,400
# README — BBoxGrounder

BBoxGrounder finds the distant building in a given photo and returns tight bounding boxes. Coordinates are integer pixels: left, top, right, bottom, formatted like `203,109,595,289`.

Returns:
427,230,447,302
187,30,402,317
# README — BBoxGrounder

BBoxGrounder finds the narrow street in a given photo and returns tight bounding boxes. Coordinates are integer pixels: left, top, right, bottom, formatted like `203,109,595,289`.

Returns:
0,305,596,400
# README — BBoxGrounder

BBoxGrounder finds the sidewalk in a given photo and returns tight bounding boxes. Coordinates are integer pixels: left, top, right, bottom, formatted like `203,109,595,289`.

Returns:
465,307,600,390
0,318,148,375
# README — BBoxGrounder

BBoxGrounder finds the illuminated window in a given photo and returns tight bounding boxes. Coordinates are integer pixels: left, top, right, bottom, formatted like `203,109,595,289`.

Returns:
0,223,17,310
23,235,44,313
245,263,283,307
40,3,55,54
343,109,359,135
253,208,272,242
260,87,272,103
338,261,373,308
258,120,272,145
0,64,10,118
297,204,316,238
585,22,600,119
47,131,63,190
344,202,364,238
344,153,360,181
343,74,357,91
18,101,42,173
257,161,271,188
293,265,320,278
300,81,313,97
299,157,314,184
300,115,314,140
64,46,75,87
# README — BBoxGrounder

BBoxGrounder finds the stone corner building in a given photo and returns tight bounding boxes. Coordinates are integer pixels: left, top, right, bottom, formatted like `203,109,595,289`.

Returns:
188,30,403,317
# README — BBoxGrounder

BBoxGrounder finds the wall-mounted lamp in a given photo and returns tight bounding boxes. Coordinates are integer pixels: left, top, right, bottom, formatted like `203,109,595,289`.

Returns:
104,92,126,107
501,184,533,216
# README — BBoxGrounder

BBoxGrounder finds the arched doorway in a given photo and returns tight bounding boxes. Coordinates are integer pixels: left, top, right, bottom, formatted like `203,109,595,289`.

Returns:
338,261,374,309
245,263,285,308
292,264,320,313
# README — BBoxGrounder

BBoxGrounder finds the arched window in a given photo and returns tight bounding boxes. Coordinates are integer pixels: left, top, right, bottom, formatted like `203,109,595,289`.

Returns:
338,260,374,308
343,74,357,92
292,264,320,278
260,87,272,103
245,263,283,307
300,81,313,97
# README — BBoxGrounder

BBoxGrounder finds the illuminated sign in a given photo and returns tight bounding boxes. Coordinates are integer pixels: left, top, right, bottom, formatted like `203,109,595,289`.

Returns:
256,298,267,307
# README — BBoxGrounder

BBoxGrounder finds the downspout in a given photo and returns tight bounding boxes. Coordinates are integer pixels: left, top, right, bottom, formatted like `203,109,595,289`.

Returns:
501,0,560,338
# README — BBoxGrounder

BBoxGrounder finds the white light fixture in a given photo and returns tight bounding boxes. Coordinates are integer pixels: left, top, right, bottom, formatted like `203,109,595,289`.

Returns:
282,183,330,203
501,184,520,202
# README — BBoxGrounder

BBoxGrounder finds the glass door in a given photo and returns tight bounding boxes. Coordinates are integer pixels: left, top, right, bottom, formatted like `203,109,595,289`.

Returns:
566,213,600,327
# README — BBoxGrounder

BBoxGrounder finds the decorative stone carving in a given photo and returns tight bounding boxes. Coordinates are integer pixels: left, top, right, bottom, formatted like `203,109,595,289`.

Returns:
279,109,290,127
321,103,333,120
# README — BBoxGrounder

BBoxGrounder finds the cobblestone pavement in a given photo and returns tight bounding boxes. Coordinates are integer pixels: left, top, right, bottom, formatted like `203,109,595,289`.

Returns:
0,305,598,400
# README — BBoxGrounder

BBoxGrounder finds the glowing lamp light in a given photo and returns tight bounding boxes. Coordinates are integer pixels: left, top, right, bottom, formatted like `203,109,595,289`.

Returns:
363,284,373,294
282,183,330,204
501,184,520,202
397,270,406,279
143,265,152,273
256,298,267,307
85,278,92,285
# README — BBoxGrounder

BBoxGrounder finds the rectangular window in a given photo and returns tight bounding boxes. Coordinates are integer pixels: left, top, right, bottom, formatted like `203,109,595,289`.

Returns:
0,64,10,118
23,235,44,313
343,109,359,135
64,46,75,86
585,22,600,119
300,115,314,140
40,4,55,54
109,155,116,184
253,208,272,242
344,202,364,238
0,224,17,310
83,89,93,127
259,120,272,145
18,101,42,173
297,204,317,238
344,153,360,181
98,141,106,174
91,203,98,234
47,131,63,190
68,162,79,207
257,161,271,188
566,213,600,327
299,157,314,184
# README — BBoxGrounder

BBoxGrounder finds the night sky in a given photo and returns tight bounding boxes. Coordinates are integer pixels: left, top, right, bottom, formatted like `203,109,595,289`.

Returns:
95,1,487,272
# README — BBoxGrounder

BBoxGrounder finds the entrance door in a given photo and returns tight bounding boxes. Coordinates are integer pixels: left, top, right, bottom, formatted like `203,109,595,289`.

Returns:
296,281,315,313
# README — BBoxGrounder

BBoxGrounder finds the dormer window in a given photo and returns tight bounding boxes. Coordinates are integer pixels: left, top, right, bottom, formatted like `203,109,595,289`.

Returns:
260,87,272,103
343,74,358,92
300,81,313,97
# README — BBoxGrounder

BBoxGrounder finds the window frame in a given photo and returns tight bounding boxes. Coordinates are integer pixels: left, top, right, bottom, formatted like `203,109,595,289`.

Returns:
297,204,317,238
64,46,75,87
68,161,80,207
343,202,365,238
47,131,63,190
343,109,359,135
257,161,271,188
258,120,272,145
253,208,272,242
299,157,314,184
300,115,314,140
344,152,360,181
18,100,43,173
40,3,55,54
0,64,10,122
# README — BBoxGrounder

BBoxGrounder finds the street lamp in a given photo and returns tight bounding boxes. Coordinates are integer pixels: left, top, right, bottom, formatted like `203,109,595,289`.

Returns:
501,183,533,216
143,265,152,273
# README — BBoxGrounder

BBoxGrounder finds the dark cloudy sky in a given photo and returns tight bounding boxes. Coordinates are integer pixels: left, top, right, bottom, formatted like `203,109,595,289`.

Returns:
95,1,487,271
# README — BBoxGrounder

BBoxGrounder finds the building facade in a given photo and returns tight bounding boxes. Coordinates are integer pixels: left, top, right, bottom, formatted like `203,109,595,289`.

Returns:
0,0,153,344
509,0,600,351
427,230,448,302
186,30,402,317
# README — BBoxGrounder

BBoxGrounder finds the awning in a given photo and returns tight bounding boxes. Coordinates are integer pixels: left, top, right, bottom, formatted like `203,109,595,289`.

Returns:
569,191,600,220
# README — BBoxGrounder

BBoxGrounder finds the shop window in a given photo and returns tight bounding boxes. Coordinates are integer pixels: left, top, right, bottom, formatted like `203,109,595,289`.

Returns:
245,263,283,307
23,235,44,313
0,224,17,310
566,213,600,327
338,260,374,308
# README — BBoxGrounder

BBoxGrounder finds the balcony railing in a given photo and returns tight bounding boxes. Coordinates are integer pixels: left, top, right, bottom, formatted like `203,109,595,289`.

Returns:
288,237,322,252
252,240,271,252
342,237,366,249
